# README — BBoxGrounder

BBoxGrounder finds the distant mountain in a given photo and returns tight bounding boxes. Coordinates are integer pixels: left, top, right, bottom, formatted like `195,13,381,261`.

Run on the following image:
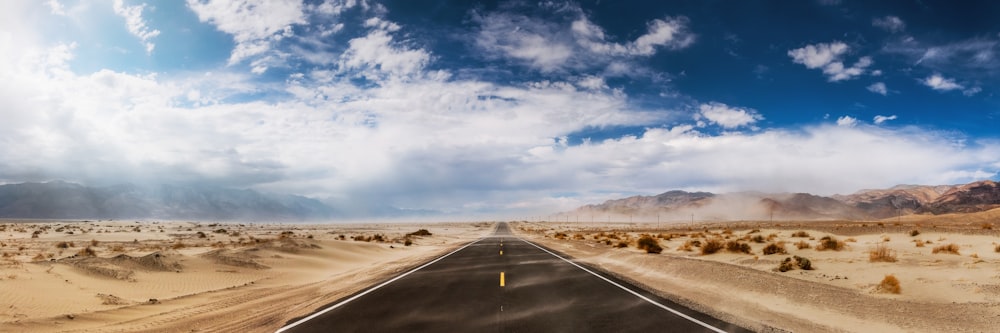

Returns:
920,180,1000,214
0,181,337,221
563,180,1000,221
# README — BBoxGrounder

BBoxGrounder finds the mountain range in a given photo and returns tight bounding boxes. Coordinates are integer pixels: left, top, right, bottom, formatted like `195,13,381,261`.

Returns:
563,180,1000,221
0,181,436,221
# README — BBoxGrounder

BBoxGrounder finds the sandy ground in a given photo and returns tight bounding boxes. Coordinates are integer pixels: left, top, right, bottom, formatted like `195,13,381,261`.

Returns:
513,208,1000,333
0,220,492,332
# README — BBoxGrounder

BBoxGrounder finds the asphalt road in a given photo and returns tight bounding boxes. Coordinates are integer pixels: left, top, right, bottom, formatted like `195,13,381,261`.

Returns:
277,222,749,333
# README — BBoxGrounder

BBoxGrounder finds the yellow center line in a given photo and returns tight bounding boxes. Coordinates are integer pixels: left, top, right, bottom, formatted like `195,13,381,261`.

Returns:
500,250,503,255
500,272,505,287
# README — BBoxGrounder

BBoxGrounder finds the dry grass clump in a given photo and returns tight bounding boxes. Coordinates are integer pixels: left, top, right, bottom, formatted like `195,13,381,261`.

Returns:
77,246,97,257
701,238,724,255
982,223,993,230
878,274,901,294
816,236,845,251
725,240,752,254
636,235,662,254
776,256,813,272
914,239,925,247
750,235,766,243
909,229,920,237
615,241,628,248
869,243,897,262
931,243,960,255
794,240,811,249
553,232,568,240
55,241,73,249
762,242,786,255
994,244,1000,253
791,231,810,238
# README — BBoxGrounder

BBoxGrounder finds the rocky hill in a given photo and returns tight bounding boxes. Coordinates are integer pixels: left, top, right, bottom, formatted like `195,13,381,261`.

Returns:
564,180,1000,221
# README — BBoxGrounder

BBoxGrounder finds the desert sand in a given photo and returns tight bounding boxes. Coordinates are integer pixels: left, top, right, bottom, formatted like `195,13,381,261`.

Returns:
0,220,491,332
513,208,1000,333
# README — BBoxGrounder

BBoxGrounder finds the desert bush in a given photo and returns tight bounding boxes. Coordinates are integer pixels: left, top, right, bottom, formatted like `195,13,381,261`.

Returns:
931,243,960,255
914,239,925,247
171,242,185,250
110,244,125,252
573,233,585,240
604,240,612,245
615,241,629,248
196,231,207,238
845,237,857,242
637,236,662,254
748,229,760,234
795,240,811,249
983,223,993,230
762,242,786,255
90,239,100,246
791,231,810,238
816,236,845,251
408,229,432,236
55,241,70,249
750,235,766,243
879,274,901,294
794,256,813,270
776,257,796,272
909,229,920,237
995,244,1000,253
554,232,568,240
214,228,228,234
32,252,46,261
404,239,413,246
722,228,733,235
77,246,96,257
701,238,724,255
725,241,752,254
677,240,693,252
869,243,897,262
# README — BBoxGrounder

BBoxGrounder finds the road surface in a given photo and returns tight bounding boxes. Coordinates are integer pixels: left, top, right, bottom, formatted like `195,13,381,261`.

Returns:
277,222,748,332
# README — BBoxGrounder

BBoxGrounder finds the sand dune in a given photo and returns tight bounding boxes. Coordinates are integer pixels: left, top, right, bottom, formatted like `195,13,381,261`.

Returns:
0,220,491,332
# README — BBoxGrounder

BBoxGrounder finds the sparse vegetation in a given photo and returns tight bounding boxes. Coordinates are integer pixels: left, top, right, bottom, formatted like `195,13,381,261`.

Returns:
776,256,813,272
725,240,752,254
404,239,412,246
816,236,845,251
932,243,960,255
914,239,925,247
909,229,920,237
77,246,96,257
407,229,432,237
794,240,811,249
791,231,810,238
869,243,897,262
701,238,724,255
878,274,901,294
762,242,786,255
55,241,71,249
750,235,765,243
636,236,662,254
615,241,628,248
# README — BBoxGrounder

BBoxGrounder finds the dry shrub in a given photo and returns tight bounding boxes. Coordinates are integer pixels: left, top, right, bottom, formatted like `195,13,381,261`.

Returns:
983,223,993,230
845,237,857,242
677,240,694,252
909,229,920,237
32,252,46,261
90,239,100,247
879,274,901,294
791,231,810,238
914,239,925,247
795,240,811,249
553,232,568,240
615,241,629,248
701,238,724,255
750,235,766,243
932,243,960,255
776,256,813,272
766,233,778,242
171,242,186,250
722,228,733,235
762,242,786,255
77,246,97,257
636,236,662,254
725,241,752,254
869,243,897,262
816,236,845,251
55,241,70,249
994,244,1000,253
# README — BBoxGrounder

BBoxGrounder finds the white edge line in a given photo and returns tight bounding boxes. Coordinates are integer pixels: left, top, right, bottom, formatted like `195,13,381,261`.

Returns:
519,237,728,333
275,237,486,333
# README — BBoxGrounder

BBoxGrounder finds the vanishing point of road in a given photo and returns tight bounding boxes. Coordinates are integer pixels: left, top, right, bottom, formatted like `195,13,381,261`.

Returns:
277,222,749,333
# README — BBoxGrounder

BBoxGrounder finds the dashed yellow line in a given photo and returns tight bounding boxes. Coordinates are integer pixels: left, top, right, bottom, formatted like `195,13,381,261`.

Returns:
500,250,503,255
500,272,505,287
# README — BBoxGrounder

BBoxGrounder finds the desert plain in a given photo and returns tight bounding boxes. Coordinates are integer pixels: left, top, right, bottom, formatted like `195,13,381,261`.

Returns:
0,220,492,332
2,210,1000,332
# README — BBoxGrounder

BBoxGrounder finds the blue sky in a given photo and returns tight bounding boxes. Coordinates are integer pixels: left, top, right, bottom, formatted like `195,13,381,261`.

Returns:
1,0,998,218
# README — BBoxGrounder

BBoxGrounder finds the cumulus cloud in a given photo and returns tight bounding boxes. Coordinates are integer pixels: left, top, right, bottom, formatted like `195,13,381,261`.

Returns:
873,114,897,124
922,74,963,91
473,2,693,73
696,102,762,129
872,15,905,33
187,0,306,66
836,115,858,127
112,0,160,53
867,82,887,95
788,42,872,81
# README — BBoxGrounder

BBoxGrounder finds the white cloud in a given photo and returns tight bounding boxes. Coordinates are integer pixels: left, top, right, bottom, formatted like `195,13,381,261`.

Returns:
873,114,897,124
112,0,160,53
867,82,887,95
836,115,858,127
473,4,693,73
788,42,872,81
922,74,963,91
187,0,306,66
872,16,906,33
696,102,762,129
46,0,66,16
963,86,982,96
339,27,430,79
